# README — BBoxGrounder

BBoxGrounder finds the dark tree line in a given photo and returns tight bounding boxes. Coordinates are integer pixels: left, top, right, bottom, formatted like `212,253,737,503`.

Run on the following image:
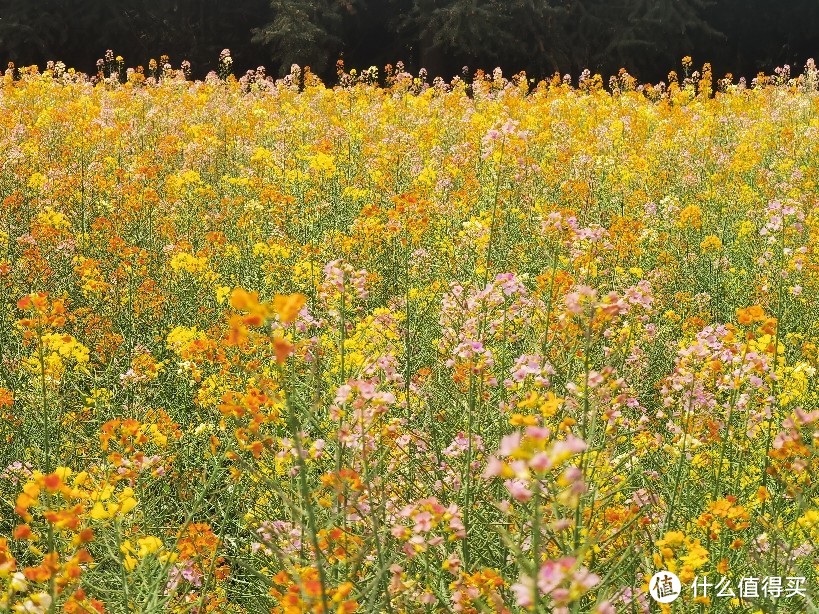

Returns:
1,0,817,82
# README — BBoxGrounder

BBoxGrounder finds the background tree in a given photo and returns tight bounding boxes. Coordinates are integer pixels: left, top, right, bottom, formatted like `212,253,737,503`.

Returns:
600,0,721,75
252,0,354,75
1,0,818,83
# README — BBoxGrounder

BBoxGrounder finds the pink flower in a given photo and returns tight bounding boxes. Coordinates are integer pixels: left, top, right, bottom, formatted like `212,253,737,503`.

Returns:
504,479,533,502
564,291,584,314
573,567,601,590
549,434,588,464
526,426,551,441
413,511,433,533
595,601,616,614
483,456,505,478
537,558,572,594
498,432,522,456
561,465,584,485
587,371,604,387
530,451,551,472
511,577,535,608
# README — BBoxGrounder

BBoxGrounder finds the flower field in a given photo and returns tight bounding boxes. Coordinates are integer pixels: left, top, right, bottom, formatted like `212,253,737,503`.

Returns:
2,59,819,613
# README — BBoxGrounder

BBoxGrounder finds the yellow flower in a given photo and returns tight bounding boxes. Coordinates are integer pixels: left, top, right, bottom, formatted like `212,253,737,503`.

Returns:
679,539,709,570
120,540,138,571
215,285,231,304
677,204,703,230
10,571,27,591
798,510,819,539
540,392,564,418
737,220,755,237
309,153,336,177
35,207,71,230
90,487,138,521
170,252,209,275
166,326,208,355
137,536,163,558
27,173,47,190
700,234,722,252
509,413,538,426
778,362,815,406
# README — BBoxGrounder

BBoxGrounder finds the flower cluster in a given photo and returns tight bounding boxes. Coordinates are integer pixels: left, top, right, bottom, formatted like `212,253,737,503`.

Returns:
0,55,818,612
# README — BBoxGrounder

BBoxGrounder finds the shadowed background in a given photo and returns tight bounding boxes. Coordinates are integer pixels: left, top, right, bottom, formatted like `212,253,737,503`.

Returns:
0,0,816,82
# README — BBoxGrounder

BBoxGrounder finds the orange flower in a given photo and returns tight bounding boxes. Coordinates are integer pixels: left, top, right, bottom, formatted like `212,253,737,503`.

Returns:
17,292,48,312
717,558,729,574
24,551,60,582
0,388,13,407
64,588,105,614
43,472,63,492
273,333,294,364
230,287,271,319
77,528,95,543
759,317,777,335
176,523,221,563
43,504,84,531
226,315,249,347
229,288,256,310
736,304,766,325
241,312,265,327
13,524,32,540
16,292,67,328
218,392,246,418
273,293,306,324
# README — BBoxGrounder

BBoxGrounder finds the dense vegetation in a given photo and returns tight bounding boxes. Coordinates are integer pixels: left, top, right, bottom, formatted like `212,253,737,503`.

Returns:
1,0,818,81
1,59,819,612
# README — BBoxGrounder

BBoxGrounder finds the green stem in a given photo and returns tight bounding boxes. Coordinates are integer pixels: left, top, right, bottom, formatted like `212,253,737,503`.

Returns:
664,375,697,533
283,371,330,613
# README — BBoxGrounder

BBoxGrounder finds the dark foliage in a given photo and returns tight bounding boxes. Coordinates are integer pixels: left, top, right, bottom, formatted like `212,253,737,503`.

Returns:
0,0,816,82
